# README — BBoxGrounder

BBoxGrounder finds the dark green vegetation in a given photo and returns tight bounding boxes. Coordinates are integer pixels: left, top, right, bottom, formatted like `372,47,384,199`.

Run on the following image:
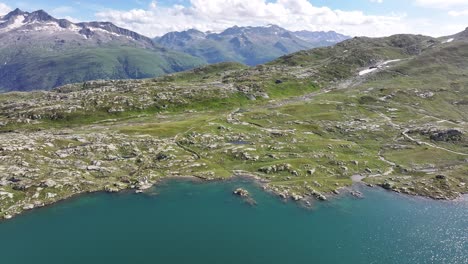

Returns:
0,46,204,92
154,25,349,66
0,29,467,219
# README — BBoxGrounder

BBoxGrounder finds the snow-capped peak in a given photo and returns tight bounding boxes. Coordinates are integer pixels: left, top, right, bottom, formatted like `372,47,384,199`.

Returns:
3,14,26,31
0,9,155,49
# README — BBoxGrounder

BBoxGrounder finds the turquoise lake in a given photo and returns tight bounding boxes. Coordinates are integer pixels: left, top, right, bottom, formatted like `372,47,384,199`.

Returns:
0,179,466,264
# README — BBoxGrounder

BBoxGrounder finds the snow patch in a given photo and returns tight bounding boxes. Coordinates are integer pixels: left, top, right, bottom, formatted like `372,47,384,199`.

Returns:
1,15,26,32
69,24,82,32
359,59,402,76
443,38,454,43
359,68,378,76
88,27,121,37
29,22,64,32
380,59,402,66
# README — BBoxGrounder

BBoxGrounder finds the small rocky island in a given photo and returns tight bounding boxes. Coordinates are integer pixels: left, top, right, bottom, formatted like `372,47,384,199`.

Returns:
233,188,250,197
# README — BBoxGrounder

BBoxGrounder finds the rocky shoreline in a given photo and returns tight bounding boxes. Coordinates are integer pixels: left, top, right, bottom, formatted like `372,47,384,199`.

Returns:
2,168,467,222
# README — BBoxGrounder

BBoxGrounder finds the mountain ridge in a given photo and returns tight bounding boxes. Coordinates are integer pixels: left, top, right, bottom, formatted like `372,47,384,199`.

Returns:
0,8,204,92
154,25,350,66
0,8,156,49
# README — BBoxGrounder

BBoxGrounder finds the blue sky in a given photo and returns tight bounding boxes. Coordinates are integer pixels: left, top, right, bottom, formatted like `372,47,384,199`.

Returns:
0,0,467,37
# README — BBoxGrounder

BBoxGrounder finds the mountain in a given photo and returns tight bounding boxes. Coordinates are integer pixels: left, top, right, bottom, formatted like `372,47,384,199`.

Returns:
294,30,350,45
0,9,204,92
154,25,350,66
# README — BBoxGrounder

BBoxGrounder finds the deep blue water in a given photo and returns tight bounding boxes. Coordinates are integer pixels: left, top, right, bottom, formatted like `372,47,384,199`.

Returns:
0,179,466,264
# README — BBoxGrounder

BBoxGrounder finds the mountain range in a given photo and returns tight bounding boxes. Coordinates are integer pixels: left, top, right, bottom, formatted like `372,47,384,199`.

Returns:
0,8,205,92
154,25,349,66
0,9,349,92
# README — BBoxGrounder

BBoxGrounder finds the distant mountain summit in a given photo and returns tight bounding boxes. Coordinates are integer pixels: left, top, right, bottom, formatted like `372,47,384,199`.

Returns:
155,25,350,66
0,8,155,48
0,9,203,92
294,30,350,44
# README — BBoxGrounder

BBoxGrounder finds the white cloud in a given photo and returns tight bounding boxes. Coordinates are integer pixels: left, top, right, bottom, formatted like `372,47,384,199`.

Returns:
370,0,384,3
0,2,11,16
414,0,468,9
448,9,468,16
96,0,410,37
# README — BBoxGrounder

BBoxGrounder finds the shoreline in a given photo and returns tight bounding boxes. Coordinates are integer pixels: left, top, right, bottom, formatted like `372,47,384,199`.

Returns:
2,172,466,222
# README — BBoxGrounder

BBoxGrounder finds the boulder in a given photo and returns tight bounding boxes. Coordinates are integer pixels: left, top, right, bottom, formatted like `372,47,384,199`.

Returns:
291,193,303,201
23,204,35,210
86,165,101,171
0,191,13,199
382,181,394,190
104,186,119,193
316,193,327,201
350,190,363,198
46,192,57,199
41,179,57,188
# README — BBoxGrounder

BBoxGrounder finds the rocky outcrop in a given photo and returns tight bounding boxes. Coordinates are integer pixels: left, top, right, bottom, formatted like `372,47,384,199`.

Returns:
429,129,463,142
259,163,294,174
233,188,250,197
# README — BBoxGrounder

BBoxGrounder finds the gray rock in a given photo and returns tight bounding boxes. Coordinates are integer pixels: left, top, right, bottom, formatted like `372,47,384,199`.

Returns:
382,181,394,190
233,188,249,197
41,179,57,188
23,204,35,210
291,193,303,201
104,186,119,193
87,165,101,171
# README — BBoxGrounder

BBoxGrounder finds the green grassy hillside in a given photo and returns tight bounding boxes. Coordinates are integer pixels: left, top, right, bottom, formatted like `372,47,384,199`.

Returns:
0,46,205,92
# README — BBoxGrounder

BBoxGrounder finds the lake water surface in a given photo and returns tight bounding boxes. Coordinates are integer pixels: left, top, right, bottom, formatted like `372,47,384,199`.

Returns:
0,179,466,264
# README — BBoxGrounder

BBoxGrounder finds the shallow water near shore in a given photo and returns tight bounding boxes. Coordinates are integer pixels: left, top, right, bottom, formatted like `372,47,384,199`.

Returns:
0,179,467,264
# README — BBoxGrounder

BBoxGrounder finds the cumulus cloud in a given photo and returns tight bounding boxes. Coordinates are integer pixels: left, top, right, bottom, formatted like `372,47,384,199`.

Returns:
448,9,468,17
0,2,11,16
414,0,468,9
96,0,409,37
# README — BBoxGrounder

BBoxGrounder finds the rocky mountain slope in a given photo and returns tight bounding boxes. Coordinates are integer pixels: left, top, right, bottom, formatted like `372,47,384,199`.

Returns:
0,29,466,220
0,9,204,92
154,25,349,66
